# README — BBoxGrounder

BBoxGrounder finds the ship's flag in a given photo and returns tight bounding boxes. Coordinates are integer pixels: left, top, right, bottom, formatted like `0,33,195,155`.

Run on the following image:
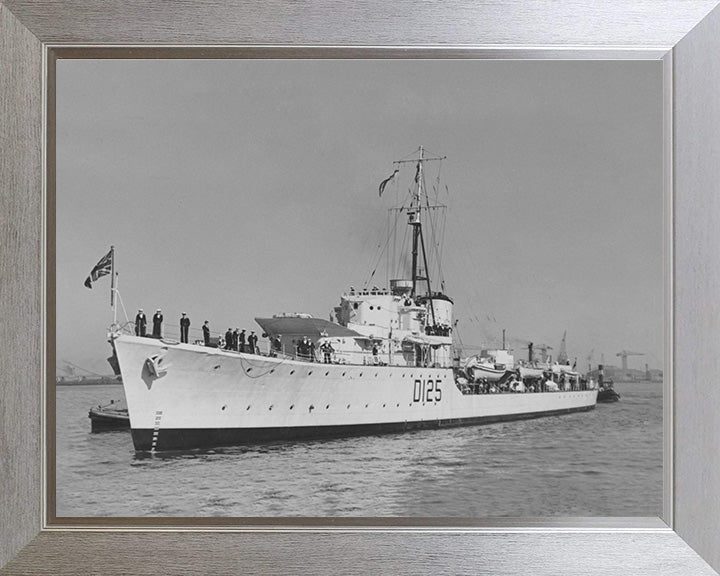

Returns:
378,169,399,197
84,248,113,289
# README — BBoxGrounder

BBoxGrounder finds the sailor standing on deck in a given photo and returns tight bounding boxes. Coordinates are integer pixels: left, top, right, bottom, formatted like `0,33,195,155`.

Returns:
202,321,210,346
224,328,233,350
180,313,191,343
135,309,147,337
321,341,334,364
152,309,163,338
239,329,246,353
248,331,257,354
232,328,240,351
309,339,316,362
297,337,308,360
269,334,281,357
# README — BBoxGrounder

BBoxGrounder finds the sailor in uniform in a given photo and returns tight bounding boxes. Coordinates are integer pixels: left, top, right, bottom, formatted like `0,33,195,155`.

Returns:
224,328,233,350
239,329,246,353
180,313,190,343
202,321,210,346
296,337,308,360
248,331,257,354
135,309,147,337
308,338,316,362
320,341,334,364
152,309,163,338
269,334,281,357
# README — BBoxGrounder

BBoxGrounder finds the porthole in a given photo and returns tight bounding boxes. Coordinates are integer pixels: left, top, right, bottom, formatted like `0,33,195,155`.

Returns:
370,306,374,310
308,371,313,376
359,372,363,377
347,404,351,409
365,403,369,408
269,405,273,411
289,405,294,410
270,369,275,374
396,403,400,407
325,371,329,376
326,405,330,409
246,405,251,410
221,405,227,411
382,403,386,408
290,370,295,375
214,365,221,370
342,372,346,377
375,373,378,377
246,368,252,373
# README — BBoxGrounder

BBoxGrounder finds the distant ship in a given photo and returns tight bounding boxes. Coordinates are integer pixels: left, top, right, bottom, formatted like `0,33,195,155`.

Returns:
56,375,121,386
113,147,598,451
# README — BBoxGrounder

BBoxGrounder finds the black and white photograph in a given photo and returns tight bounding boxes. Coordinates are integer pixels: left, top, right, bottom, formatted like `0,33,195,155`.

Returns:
55,58,663,518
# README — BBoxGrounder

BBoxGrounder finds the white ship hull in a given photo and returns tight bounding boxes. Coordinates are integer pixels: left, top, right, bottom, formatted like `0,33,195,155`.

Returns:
116,335,598,451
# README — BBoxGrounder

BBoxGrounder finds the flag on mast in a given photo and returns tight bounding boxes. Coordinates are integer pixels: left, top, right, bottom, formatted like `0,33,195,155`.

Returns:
378,169,399,197
84,248,113,289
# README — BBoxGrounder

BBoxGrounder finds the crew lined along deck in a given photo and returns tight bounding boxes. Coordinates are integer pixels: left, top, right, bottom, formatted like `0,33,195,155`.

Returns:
125,319,596,403
456,372,594,395
124,320,405,365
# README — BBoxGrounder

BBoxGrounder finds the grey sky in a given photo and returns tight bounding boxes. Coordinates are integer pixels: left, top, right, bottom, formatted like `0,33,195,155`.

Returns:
56,59,663,375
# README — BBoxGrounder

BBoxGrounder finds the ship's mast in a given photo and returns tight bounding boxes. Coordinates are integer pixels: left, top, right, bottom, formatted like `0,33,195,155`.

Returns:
409,147,423,298
395,146,446,327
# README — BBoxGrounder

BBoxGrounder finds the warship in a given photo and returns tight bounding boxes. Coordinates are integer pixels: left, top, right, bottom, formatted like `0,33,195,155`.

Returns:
112,147,598,451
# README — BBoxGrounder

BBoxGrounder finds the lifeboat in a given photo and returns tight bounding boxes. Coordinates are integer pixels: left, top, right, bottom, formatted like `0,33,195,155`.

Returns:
518,366,545,379
465,356,508,382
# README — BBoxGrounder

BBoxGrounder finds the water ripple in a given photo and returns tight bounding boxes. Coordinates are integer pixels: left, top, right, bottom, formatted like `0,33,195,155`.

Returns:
56,382,662,517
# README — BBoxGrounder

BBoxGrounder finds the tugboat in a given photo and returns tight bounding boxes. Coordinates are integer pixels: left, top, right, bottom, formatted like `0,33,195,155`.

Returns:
596,364,621,403
88,399,130,432
112,147,598,452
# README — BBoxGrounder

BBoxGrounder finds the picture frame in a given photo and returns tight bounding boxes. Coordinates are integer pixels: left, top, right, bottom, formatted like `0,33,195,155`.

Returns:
2,1,719,574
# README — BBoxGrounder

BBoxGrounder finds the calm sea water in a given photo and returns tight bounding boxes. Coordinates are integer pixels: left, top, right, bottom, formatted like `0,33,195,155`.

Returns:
56,381,662,517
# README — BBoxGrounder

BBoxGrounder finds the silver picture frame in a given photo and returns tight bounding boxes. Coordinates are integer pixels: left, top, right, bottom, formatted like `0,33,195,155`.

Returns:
2,1,720,574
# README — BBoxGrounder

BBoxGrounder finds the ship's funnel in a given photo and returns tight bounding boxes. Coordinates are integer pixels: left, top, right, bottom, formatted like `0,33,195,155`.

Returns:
419,293,454,328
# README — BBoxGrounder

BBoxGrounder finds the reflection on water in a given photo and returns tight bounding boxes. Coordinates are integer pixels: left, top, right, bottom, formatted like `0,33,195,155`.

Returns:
56,382,662,517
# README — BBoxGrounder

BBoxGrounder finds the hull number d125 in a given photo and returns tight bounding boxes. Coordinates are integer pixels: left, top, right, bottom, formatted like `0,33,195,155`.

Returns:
413,379,442,403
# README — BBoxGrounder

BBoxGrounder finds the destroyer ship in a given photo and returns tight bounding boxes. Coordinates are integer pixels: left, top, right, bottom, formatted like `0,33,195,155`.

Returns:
113,147,598,452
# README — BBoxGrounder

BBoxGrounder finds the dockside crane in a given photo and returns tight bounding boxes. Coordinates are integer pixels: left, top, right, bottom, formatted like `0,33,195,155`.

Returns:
616,350,644,370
